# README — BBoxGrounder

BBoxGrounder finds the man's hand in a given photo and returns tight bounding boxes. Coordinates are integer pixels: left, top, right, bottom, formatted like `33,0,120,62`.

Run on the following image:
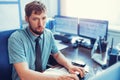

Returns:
68,65,85,78
52,53,85,79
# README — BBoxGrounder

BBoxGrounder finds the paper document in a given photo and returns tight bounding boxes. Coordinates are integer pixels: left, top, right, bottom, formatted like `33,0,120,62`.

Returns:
44,66,69,75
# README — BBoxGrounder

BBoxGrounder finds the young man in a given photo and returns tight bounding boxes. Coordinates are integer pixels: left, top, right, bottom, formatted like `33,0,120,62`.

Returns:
8,1,85,80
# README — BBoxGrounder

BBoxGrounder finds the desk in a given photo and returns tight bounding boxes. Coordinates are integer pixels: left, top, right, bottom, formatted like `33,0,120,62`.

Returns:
50,40,119,79
60,44,103,79
55,40,68,50
48,40,103,79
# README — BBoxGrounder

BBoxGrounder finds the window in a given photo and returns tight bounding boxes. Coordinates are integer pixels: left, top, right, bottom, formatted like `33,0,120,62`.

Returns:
60,0,120,28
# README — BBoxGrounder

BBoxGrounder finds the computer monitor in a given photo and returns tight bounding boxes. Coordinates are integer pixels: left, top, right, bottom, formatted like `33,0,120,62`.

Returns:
54,16,78,36
78,18,108,45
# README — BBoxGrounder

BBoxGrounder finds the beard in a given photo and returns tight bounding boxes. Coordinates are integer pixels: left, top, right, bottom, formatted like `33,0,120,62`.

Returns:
29,25,43,35
28,22,44,35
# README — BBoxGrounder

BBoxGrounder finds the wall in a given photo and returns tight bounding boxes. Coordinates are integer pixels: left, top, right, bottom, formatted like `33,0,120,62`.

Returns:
60,0,120,27
0,0,58,31
0,1,20,31
21,0,58,21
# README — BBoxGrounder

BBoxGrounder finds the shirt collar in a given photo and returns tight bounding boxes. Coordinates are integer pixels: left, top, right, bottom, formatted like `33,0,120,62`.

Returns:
26,27,44,41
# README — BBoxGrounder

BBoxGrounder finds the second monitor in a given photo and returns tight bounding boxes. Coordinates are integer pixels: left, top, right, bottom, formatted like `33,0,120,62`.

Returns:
78,18,108,47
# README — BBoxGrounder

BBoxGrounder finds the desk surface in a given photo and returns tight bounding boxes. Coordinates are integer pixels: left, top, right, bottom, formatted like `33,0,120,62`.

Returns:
48,41,119,80
55,40,68,50
60,44,103,79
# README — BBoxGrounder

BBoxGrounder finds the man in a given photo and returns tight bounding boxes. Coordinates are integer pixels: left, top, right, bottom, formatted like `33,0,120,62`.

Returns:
8,1,85,80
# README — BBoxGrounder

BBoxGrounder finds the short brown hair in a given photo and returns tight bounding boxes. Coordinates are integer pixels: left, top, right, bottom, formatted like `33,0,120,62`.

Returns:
25,1,46,17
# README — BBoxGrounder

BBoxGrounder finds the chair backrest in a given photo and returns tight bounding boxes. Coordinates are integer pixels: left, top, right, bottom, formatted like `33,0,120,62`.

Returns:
0,29,16,80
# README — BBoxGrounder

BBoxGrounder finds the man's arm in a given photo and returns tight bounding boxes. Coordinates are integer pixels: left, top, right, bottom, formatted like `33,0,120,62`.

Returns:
14,62,59,80
52,51,72,69
14,62,79,80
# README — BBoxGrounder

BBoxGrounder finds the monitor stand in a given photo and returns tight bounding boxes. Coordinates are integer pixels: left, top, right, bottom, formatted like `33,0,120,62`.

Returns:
90,39,96,48
91,37,108,68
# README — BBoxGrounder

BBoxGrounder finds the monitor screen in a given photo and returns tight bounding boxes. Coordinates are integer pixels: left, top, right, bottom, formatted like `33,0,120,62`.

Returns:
78,18,108,41
54,16,78,36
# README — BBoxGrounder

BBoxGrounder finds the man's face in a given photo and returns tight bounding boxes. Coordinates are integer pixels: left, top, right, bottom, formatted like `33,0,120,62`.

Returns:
26,11,47,35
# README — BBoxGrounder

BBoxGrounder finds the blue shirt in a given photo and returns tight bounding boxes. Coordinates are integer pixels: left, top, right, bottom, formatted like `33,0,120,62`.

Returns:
8,27,59,80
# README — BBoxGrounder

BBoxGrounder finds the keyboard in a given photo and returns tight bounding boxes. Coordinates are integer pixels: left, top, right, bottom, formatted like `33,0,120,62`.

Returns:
84,72,92,80
77,71,92,80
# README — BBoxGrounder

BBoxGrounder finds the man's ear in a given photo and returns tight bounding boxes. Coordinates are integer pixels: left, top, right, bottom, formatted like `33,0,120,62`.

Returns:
25,16,28,22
